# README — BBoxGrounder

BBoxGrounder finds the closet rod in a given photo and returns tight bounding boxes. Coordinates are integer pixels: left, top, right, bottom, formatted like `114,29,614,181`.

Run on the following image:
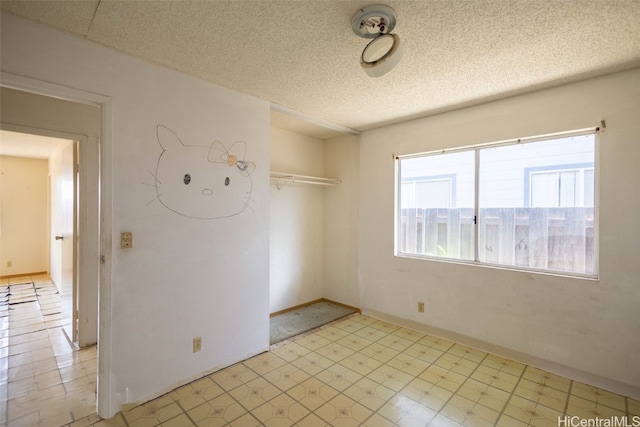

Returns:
270,172,341,187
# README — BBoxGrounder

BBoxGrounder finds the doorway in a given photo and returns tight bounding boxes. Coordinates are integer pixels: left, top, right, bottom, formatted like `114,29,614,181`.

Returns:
0,130,80,342
0,83,106,418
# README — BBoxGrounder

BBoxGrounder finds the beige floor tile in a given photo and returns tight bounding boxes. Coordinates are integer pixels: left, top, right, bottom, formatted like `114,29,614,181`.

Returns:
187,393,247,426
513,377,569,412
360,342,400,363
270,341,310,362
315,326,351,342
295,412,333,427
336,334,374,352
494,413,529,426
441,394,501,427
377,394,437,426
470,364,520,393
262,362,312,392
170,376,225,411
285,377,339,411
571,381,627,411
290,353,333,376
123,397,183,426
314,393,373,427
337,352,383,376
315,342,355,362
521,366,571,392
343,377,396,411
628,397,640,416
242,351,288,376
353,326,390,342
251,392,310,426
377,335,416,352
65,412,102,427
314,362,362,392
365,362,415,392
91,414,129,427
481,354,526,377
434,351,481,377
294,335,332,352
417,335,455,352
161,413,194,427
333,319,368,334
403,342,444,364
209,363,259,392
502,395,564,427
565,394,627,419
370,321,401,334
386,352,431,377
391,327,423,343
229,376,283,410
428,414,465,426
419,364,467,393
225,413,262,427
455,378,511,412
399,377,453,411
446,344,486,364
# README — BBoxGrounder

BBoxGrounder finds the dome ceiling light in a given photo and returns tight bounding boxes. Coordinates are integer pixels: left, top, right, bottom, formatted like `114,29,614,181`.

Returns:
351,4,403,78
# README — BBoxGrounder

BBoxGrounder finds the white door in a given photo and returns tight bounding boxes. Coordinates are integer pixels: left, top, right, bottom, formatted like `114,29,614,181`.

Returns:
59,142,78,342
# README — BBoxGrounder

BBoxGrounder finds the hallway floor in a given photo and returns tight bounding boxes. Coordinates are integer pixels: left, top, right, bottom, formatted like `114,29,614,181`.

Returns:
1,274,97,427
2,275,639,426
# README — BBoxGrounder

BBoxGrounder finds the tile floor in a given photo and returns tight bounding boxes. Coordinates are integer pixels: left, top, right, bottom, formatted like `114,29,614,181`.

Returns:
1,274,97,427
2,275,639,427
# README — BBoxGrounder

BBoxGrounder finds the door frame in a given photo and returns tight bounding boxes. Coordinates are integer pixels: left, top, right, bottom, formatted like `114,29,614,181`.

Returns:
0,71,114,418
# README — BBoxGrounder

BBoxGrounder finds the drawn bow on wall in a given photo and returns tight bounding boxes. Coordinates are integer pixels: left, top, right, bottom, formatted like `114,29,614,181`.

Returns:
208,141,256,177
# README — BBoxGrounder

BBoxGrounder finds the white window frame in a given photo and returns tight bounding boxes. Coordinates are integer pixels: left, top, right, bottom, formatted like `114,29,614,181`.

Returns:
395,128,599,279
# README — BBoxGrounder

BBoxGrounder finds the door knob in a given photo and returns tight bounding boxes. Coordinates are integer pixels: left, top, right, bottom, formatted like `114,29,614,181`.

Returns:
55,235,64,240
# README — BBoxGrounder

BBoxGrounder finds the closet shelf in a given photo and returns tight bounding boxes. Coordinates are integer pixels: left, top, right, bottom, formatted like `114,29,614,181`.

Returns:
270,172,341,187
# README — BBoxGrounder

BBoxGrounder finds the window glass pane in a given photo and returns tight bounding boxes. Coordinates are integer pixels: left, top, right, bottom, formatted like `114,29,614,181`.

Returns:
416,180,452,208
559,170,578,207
398,151,475,259
531,172,559,207
478,134,595,274
584,169,595,207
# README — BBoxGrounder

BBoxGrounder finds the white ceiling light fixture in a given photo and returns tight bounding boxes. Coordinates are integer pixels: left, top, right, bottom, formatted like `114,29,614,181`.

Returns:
351,4,403,78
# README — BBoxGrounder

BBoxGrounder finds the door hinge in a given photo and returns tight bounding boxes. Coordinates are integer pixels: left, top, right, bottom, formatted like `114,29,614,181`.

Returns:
473,215,477,224
100,255,106,264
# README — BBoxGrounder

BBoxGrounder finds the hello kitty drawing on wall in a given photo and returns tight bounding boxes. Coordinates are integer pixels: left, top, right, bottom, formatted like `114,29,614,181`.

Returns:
149,125,256,219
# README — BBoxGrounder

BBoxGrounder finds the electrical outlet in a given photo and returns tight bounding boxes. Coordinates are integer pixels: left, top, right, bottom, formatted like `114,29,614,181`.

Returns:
418,301,425,313
193,336,202,353
121,232,133,249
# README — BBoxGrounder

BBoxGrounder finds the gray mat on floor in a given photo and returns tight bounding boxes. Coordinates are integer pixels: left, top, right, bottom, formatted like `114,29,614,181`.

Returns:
270,301,356,345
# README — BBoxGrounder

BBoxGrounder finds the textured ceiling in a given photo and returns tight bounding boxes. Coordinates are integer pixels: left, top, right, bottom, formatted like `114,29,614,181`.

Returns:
2,0,640,139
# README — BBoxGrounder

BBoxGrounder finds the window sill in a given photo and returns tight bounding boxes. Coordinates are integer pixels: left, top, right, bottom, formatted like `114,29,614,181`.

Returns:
394,252,600,281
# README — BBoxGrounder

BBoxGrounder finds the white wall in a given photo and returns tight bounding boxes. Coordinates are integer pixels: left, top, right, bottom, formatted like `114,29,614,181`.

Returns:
1,13,270,417
269,127,324,312
0,156,48,276
323,134,360,307
358,68,640,398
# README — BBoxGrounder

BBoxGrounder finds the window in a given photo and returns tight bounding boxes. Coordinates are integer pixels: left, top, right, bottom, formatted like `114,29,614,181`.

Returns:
396,131,597,276
526,164,594,208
